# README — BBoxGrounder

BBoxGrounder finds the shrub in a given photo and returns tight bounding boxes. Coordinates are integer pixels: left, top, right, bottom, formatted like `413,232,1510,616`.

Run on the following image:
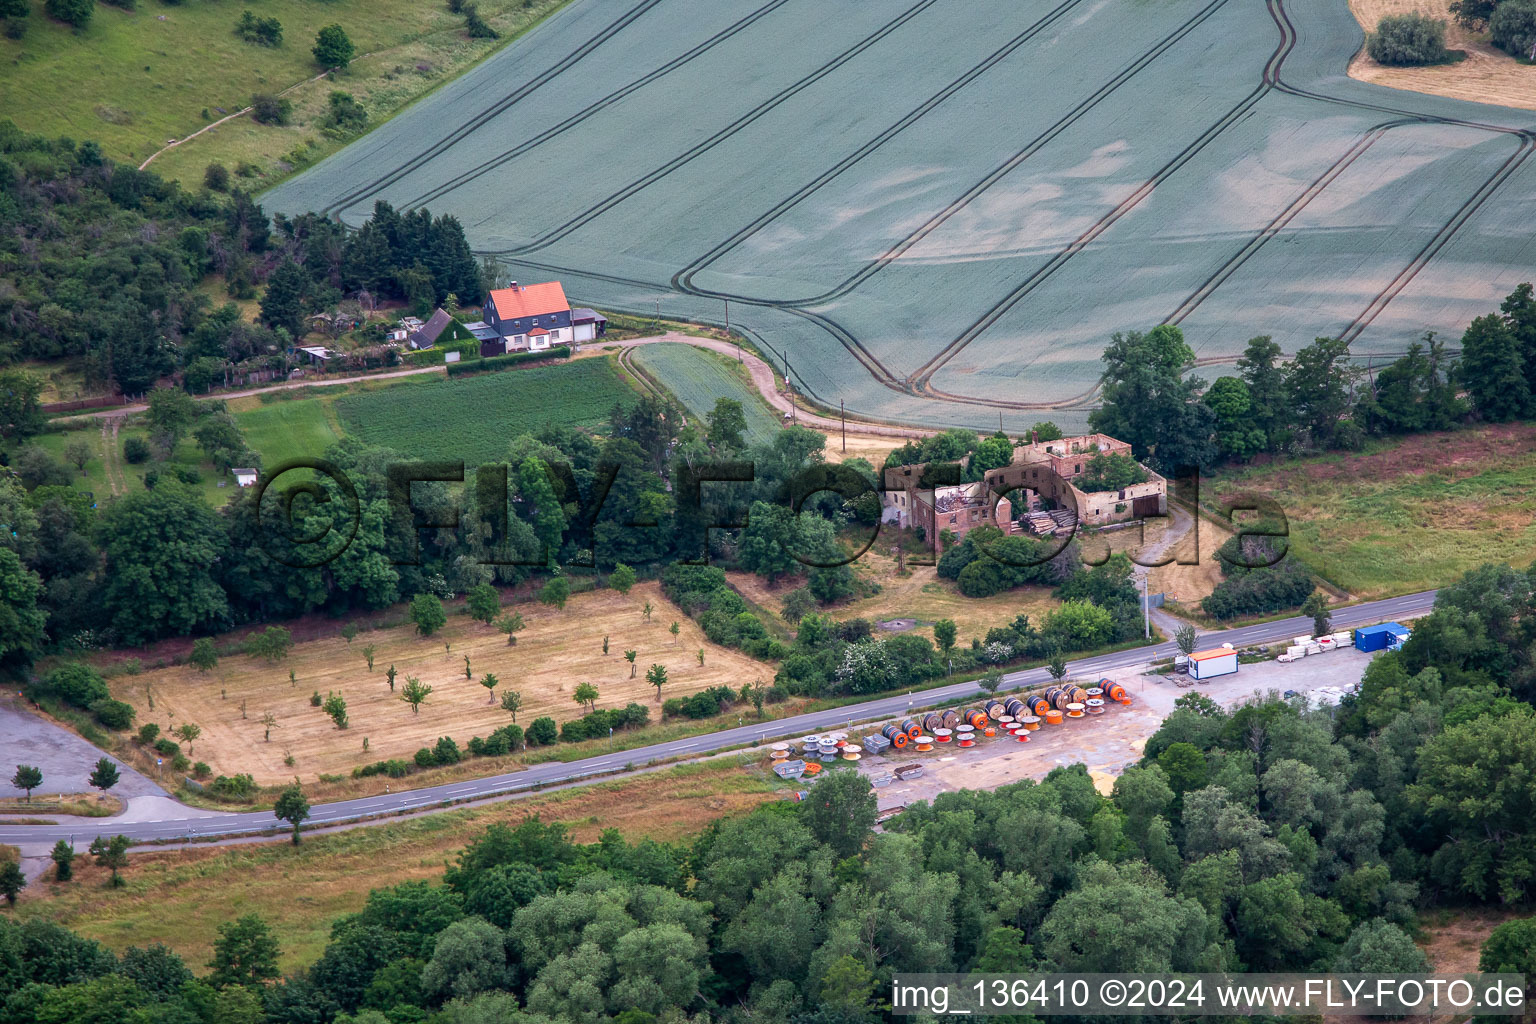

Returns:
44,0,91,28
414,748,436,769
170,753,190,772
322,91,368,136
154,738,181,757
445,346,572,376
208,773,256,799
136,723,160,745
1368,13,1451,65
42,663,110,709
463,3,498,38
312,23,355,68
525,717,557,746
491,724,523,752
432,736,462,765
353,759,412,779
1491,0,1536,57
559,719,593,743
192,762,212,779
89,698,136,730
235,9,282,46
250,93,292,126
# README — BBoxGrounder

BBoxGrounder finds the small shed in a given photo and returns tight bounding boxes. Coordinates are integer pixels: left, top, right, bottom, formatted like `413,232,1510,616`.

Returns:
231,468,259,488
1189,647,1238,680
1354,622,1410,653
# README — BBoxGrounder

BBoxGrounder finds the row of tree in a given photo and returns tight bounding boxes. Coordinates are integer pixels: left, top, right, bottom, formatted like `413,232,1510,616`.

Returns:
1091,287,1536,473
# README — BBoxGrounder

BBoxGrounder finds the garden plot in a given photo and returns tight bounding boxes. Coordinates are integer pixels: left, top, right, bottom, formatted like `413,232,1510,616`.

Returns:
266,0,1536,429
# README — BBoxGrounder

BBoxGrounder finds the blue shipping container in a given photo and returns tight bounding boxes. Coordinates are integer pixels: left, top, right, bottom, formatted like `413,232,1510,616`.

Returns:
1355,623,1407,652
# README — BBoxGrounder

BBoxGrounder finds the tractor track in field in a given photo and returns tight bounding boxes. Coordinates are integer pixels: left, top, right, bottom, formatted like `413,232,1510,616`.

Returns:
666,0,1094,296
319,0,668,219
493,0,945,256
401,0,796,213
906,0,1535,409
1160,120,1410,327
669,0,1240,310
906,0,1294,399
457,0,1535,418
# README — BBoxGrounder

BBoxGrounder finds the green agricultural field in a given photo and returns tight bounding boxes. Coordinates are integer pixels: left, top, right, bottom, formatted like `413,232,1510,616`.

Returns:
267,0,1536,432
335,358,638,463
0,0,571,186
629,343,780,445
1208,424,1536,600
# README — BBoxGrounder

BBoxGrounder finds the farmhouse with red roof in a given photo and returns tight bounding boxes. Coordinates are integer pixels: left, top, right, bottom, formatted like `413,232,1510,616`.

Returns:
480,280,606,356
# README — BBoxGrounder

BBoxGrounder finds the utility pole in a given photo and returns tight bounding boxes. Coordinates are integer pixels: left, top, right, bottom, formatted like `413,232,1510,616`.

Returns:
841,399,846,452
1141,574,1151,639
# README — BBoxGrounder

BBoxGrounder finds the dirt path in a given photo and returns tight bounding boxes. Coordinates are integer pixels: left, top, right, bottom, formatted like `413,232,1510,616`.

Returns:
60,365,447,424
608,333,934,439
99,418,128,496
137,49,387,171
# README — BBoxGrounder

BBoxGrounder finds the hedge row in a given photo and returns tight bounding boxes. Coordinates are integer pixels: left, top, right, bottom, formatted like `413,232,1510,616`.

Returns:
445,346,573,377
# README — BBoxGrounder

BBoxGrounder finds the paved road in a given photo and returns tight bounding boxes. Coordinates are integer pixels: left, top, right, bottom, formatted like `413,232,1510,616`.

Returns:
5,591,1437,844
0,589,1435,848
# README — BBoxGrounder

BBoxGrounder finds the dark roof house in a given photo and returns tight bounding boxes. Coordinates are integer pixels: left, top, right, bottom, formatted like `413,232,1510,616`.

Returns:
408,308,454,350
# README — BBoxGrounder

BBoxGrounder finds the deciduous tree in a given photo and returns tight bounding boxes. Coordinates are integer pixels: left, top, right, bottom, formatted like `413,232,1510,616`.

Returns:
401,676,433,715
274,784,310,844
88,757,120,793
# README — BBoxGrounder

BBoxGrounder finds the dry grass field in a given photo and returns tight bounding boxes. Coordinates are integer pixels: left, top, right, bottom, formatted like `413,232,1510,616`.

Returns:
1348,0,1536,111
114,582,776,785
1206,424,1536,599
24,760,782,972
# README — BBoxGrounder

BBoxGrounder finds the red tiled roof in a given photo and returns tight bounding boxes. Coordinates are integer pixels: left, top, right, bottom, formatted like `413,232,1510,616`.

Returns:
488,281,568,320
527,327,550,337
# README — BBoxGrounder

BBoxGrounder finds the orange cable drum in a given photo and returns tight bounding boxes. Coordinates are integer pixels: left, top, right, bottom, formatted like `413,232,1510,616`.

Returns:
1044,709,1063,725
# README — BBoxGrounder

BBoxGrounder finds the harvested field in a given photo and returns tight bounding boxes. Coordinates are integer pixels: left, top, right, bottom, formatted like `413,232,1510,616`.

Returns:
1207,424,1536,599
112,582,776,785
24,759,781,971
1347,0,1536,112
267,0,1536,431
